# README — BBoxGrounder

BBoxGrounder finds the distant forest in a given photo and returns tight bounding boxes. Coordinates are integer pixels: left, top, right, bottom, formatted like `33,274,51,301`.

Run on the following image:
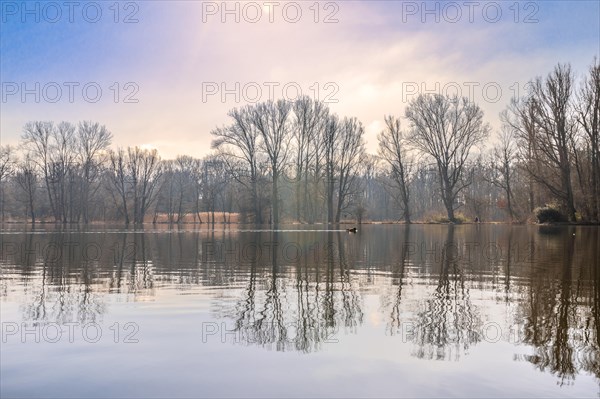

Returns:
1,59,599,225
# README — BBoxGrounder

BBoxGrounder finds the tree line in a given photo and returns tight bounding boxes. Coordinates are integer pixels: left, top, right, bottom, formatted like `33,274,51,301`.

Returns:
0,59,598,225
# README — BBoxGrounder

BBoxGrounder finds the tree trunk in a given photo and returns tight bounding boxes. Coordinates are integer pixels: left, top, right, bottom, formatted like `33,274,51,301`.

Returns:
403,200,411,224
29,192,35,225
327,171,334,225
272,172,279,227
440,167,455,222
335,197,342,224
592,142,599,221
563,166,577,222
252,176,261,224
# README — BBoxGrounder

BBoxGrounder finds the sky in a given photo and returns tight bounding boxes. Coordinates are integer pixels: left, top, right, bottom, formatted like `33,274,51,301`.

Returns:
1,0,599,158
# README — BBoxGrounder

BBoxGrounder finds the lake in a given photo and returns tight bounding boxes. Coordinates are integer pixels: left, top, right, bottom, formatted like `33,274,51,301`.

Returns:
1,224,599,398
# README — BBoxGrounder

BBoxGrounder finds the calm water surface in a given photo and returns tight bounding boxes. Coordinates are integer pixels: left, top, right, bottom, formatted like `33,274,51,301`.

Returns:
1,225,599,398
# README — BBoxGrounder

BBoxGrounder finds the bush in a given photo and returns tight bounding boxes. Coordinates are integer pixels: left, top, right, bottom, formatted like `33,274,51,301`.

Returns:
534,206,567,224
428,214,450,223
454,213,469,224
426,213,468,224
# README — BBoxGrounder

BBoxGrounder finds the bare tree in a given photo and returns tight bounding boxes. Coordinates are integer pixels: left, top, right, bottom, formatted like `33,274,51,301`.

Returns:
155,157,196,224
576,59,600,221
158,160,177,223
252,100,293,226
292,96,328,222
212,106,264,223
190,158,204,223
127,147,162,224
19,120,111,223
51,121,78,223
378,115,414,223
174,155,196,223
107,148,130,224
0,145,15,222
14,155,37,224
202,155,227,224
323,114,339,225
489,126,518,221
335,117,365,223
0,145,14,182
21,121,81,223
524,64,577,221
77,121,112,223
21,121,56,220
354,154,378,224
502,97,539,213
405,94,490,222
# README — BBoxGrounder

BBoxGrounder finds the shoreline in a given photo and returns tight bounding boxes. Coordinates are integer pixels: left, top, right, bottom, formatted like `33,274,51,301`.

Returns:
1,220,599,226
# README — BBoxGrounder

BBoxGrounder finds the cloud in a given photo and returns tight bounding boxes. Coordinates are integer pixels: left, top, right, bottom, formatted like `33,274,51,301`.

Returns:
1,1,598,158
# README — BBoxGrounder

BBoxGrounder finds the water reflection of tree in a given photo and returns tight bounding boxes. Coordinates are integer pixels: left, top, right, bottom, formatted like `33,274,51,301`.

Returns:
587,228,600,378
10,231,161,325
254,231,287,351
106,231,155,296
518,228,600,384
228,231,364,353
411,226,482,361
337,232,364,331
230,231,294,351
386,224,411,335
18,232,107,325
